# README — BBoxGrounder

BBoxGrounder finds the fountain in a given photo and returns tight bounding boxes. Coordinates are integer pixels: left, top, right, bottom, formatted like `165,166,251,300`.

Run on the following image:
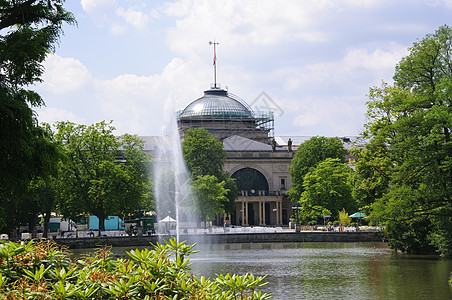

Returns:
153,101,197,243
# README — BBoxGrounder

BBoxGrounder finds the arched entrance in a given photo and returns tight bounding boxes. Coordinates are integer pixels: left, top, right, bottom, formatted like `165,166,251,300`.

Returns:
231,168,270,226
231,167,269,196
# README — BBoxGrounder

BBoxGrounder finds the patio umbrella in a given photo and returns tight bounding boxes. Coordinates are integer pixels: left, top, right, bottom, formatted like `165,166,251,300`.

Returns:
158,216,176,233
159,216,176,222
349,212,366,218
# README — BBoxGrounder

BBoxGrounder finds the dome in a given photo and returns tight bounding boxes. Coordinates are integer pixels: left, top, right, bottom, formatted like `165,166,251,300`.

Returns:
178,88,253,119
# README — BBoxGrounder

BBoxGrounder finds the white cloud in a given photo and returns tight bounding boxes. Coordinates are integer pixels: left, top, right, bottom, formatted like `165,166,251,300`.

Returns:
80,0,151,34
116,7,149,29
426,0,452,7
80,0,117,24
37,108,86,126
81,0,117,14
35,0,447,137
164,0,323,56
41,54,92,94
275,44,407,92
342,44,407,72
36,55,207,135
292,95,366,136
164,0,385,57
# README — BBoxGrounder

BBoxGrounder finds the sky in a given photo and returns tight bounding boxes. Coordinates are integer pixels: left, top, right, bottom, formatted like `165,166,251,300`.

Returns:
34,0,452,138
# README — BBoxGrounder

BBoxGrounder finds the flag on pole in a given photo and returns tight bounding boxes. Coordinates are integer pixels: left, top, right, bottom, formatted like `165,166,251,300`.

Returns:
213,50,216,65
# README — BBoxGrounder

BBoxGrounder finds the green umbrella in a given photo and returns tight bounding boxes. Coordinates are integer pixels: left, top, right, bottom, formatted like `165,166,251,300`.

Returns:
349,212,366,218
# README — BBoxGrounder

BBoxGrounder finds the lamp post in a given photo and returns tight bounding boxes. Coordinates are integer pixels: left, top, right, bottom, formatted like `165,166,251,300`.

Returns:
292,202,300,232
358,207,363,228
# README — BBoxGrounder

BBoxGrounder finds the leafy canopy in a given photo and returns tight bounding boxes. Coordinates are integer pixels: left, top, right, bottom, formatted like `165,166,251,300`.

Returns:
182,128,226,178
0,0,74,235
54,121,152,231
182,128,238,217
361,25,452,255
288,136,347,202
300,158,356,220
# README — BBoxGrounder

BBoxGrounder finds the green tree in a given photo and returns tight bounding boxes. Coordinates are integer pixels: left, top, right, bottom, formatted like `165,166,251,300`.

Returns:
300,158,356,219
55,121,152,231
0,123,60,237
0,0,74,235
363,25,452,255
338,208,352,226
350,138,392,209
182,128,238,216
192,175,229,227
288,136,347,203
182,128,225,178
27,176,57,238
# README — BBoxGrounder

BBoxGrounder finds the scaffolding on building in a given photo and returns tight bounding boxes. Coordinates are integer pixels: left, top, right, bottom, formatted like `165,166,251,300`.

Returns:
177,89,274,143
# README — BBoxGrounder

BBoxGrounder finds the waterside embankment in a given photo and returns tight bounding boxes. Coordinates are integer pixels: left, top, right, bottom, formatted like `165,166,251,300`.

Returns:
53,231,383,249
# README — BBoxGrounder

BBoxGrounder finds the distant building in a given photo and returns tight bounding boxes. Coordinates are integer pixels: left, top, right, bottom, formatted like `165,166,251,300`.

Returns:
177,88,273,143
141,85,360,226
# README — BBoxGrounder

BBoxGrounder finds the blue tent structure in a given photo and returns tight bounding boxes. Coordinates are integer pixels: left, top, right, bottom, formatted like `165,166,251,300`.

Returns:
89,216,125,230
349,212,366,218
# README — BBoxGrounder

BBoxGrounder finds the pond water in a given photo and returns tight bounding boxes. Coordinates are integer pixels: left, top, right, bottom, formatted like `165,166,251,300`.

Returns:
71,242,452,300
190,242,452,300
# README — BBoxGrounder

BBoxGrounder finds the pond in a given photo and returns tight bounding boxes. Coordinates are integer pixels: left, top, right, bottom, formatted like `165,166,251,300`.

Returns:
189,242,452,300
71,241,452,300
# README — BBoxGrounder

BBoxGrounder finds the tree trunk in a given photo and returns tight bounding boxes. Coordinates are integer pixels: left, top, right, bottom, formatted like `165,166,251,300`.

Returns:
42,211,51,238
98,212,106,232
27,214,36,237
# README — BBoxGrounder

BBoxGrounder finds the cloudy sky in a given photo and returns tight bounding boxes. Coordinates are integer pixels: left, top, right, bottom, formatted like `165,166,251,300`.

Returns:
34,0,452,138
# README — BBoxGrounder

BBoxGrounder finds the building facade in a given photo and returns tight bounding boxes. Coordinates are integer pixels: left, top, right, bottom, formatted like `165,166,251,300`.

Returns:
142,85,358,226
176,87,294,226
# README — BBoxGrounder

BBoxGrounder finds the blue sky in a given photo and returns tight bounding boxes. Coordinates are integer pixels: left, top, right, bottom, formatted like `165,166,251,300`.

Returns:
34,0,452,138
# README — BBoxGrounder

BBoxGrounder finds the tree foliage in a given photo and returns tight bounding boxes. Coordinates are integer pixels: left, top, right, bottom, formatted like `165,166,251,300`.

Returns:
350,138,392,209
192,175,229,226
338,208,352,226
300,158,356,219
0,122,60,236
182,128,226,178
182,128,238,217
0,239,272,299
288,136,347,202
361,25,452,255
0,0,74,235
54,121,152,231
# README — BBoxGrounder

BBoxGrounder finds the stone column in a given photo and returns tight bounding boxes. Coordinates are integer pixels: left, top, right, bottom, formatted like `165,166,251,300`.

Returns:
262,200,266,225
244,201,249,226
278,199,283,225
258,199,263,226
241,201,245,226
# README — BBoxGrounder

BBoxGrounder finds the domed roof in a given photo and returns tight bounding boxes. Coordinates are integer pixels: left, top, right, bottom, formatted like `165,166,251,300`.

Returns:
178,88,253,119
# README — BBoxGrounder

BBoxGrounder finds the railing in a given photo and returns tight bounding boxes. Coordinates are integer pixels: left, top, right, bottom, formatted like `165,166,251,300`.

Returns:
238,190,286,196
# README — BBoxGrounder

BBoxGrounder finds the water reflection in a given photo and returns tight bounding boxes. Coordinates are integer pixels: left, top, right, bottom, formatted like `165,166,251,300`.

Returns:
188,242,452,300
70,242,452,300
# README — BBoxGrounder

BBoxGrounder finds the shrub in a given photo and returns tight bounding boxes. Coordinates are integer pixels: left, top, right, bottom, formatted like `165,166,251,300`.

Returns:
307,220,317,226
0,239,272,299
338,209,351,226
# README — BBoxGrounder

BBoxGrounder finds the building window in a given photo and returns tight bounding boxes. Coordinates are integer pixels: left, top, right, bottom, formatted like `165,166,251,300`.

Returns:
231,168,269,196
280,178,286,190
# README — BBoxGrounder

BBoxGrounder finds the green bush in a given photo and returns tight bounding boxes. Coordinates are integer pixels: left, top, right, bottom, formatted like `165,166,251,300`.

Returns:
307,220,317,226
0,239,272,299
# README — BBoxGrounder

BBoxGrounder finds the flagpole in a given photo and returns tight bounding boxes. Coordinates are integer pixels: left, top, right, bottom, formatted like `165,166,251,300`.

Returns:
209,40,219,88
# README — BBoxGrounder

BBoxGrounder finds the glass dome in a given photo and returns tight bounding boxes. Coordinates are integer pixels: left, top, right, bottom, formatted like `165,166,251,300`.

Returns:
178,88,253,119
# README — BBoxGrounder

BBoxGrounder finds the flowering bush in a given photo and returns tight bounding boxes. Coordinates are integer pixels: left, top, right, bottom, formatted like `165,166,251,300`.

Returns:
0,238,271,299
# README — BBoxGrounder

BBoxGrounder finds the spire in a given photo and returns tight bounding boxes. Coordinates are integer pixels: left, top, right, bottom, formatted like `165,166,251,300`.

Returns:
209,40,219,88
